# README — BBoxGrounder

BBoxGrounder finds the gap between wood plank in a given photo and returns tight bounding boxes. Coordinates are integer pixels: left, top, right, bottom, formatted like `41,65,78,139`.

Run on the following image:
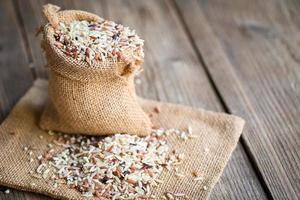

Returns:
169,0,274,199
12,0,37,79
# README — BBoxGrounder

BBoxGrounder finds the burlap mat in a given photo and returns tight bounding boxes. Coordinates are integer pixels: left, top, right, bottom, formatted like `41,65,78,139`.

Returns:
0,79,244,200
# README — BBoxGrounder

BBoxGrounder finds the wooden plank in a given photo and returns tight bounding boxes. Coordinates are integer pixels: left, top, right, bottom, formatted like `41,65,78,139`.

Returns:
174,0,300,199
14,0,47,78
0,0,33,121
10,0,266,199
0,0,37,199
0,189,50,200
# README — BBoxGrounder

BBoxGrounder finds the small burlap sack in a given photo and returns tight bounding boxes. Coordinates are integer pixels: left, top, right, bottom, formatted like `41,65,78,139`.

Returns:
39,4,152,136
0,80,245,199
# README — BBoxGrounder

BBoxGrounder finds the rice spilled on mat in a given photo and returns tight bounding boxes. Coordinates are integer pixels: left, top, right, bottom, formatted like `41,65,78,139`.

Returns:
33,128,197,199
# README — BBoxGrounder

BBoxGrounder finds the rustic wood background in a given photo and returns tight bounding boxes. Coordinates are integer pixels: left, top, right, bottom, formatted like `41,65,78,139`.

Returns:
0,0,299,199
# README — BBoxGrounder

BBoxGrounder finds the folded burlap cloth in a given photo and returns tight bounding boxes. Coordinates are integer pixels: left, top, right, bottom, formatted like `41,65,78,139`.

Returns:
0,80,245,200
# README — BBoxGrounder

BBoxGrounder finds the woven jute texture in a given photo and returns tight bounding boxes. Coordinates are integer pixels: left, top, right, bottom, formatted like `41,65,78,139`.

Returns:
39,4,152,136
0,80,245,199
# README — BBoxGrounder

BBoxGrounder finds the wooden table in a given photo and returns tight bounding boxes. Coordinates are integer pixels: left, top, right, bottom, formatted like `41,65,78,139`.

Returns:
1,0,299,199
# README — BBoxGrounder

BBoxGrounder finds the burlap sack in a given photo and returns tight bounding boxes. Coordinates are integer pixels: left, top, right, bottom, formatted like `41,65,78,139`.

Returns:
0,80,245,199
39,4,152,136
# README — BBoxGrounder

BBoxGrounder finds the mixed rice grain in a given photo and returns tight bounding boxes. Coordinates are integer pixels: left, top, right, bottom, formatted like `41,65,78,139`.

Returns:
34,128,196,199
53,20,144,65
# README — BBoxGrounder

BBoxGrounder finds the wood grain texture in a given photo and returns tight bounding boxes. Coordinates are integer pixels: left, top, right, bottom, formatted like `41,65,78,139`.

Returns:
2,0,267,199
0,0,40,199
0,188,50,200
175,0,300,199
0,0,33,121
